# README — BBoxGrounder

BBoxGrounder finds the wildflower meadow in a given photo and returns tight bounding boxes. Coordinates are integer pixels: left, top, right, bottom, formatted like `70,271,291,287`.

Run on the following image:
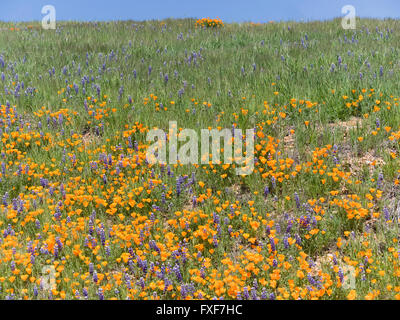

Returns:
0,17,400,301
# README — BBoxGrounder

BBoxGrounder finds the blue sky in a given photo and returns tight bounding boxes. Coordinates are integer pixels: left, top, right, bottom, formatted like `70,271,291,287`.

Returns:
2,0,400,22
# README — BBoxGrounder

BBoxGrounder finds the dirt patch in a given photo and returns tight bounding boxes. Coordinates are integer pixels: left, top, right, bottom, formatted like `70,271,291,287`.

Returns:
327,117,363,131
227,236,258,265
283,133,301,164
311,252,353,279
226,183,253,204
311,253,334,277
283,134,295,150
82,132,100,148
182,198,195,211
341,150,385,175
316,117,363,139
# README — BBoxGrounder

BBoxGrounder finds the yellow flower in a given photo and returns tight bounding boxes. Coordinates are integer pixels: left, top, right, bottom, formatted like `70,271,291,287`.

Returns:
347,290,356,300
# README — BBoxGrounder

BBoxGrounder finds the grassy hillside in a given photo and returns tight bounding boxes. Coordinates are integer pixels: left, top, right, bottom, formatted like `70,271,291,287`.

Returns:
0,18,399,299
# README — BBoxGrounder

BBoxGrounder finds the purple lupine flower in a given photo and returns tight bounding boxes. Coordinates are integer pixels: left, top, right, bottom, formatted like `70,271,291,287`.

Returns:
265,225,270,236
295,234,302,245
252,279,258,290
377,172,383,189
197,265,205,279
271,176,276,188
100,228,106,246
173,263,183,282
269,237,276,252
283,235,289,249
54,244,59,258
275,222,281,234
161,192,166,204
180,285,187,299
269,292,275,300
260,288,267,299
139,277,145,289
33,285,38,297
98,288,104,300
242,287,249,300
294,192,301,209
176,177,182,196
88,219,94,236
82,288,89,299
213,235,218,247
89,262,94,275
192,196,197,207
338,267,344,283
286,219,293,233
213,212,220,225
163,278,172,293
360,265,366,281
93,270,98,283
251,287,258,300
105,245,111,256
307,273,316,285
58,113,63,126
264,186,269,197
384,207,390,222
54,207,62,220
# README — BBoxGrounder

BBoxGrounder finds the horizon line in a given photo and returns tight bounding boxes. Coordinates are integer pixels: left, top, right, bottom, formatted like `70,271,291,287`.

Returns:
0,16,399,24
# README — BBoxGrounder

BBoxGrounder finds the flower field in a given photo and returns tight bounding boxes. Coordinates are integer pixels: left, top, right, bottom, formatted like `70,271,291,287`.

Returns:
0,18,400,300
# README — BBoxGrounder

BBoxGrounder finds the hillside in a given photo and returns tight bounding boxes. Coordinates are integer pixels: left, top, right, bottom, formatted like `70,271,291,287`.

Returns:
0,18,399,299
